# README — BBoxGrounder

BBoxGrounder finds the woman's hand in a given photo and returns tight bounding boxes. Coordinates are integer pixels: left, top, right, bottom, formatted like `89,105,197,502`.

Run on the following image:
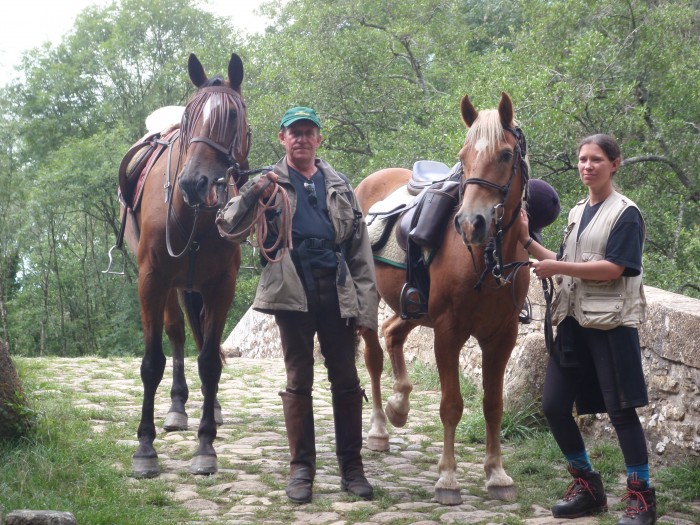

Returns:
531,259,558,279
519,209,531,245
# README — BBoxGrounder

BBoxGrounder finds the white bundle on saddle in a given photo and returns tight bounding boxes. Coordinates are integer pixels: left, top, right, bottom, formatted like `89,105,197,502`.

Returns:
145,105,185,134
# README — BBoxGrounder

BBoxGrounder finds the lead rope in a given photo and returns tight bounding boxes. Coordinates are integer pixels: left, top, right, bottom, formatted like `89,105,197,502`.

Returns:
217,180,293,264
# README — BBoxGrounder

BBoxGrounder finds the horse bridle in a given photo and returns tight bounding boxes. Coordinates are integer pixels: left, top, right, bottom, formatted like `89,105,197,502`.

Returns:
184,85,252,205
459,126,530,291
165,85,251,259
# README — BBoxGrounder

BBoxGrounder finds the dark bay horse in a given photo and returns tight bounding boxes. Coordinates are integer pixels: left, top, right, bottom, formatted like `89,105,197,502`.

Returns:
123,53,249,477
356,93,530,504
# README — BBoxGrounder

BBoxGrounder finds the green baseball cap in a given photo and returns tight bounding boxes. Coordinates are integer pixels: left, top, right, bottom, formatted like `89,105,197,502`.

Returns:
280,106,321,129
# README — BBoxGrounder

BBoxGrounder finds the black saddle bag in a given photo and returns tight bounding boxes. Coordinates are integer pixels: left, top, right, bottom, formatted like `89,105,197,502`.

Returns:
409,181,459,248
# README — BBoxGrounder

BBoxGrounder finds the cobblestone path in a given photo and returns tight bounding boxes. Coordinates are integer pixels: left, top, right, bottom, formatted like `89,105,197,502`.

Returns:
30,357,699,525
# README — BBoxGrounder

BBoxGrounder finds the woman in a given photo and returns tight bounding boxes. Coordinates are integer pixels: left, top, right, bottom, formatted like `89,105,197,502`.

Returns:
520,134,656,525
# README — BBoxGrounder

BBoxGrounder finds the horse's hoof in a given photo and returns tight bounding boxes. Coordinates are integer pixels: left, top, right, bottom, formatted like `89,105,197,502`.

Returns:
214,407,223,426
385,403,408,428
487,484,517,501
367,434,390,452
190,454,217,475
132,456,160,478
163,411,188,431
434,487,463,506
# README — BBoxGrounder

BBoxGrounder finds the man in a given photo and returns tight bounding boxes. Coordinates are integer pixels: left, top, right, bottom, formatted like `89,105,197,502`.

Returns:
216,107,378,503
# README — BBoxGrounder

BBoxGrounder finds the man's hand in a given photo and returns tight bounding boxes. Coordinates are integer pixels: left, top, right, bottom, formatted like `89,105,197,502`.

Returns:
252,171,279,200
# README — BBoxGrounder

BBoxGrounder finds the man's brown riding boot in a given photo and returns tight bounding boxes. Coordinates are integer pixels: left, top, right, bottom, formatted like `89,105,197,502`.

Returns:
332,388,373,500
617,474,656,525
552,466,608,518
280,391,316,504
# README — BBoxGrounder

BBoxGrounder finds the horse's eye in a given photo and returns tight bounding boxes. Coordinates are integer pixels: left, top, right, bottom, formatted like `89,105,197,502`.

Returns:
499,150,513,163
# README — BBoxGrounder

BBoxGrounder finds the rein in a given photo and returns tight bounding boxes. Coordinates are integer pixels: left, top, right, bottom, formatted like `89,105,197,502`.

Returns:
461,126,531,293
216,174,294,265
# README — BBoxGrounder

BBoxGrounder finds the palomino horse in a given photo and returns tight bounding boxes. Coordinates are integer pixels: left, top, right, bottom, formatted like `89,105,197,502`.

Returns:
123,53,249,477
356,92,530,504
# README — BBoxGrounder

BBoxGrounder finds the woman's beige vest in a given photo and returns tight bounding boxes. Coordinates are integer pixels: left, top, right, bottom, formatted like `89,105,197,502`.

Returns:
551,191,646,330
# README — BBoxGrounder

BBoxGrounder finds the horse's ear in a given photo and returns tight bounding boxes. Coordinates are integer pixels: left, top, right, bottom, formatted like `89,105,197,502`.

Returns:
228,53,244,92
498,92,514,128
460,95,478,127
188,53,208,87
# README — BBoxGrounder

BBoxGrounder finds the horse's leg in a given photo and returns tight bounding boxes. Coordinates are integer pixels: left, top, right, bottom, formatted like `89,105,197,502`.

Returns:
479,325,518,501
432,328,466,505
188,280,235,475
383,314,414,428
183,291,224,426
362,328,389,451
163,289,189,431
132,276,168,478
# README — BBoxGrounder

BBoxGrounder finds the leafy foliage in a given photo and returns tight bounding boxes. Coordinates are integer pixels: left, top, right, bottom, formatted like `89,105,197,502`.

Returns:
0,0,697,357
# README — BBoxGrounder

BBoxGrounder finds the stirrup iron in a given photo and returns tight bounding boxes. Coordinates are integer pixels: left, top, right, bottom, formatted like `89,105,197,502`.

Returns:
400,282,428,319
102,245,126,275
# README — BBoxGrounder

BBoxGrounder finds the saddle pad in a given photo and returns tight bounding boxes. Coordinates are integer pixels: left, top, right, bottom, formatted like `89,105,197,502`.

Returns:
367,185,412,221
371,222,433,270
366,186,414,269
373,223,406,269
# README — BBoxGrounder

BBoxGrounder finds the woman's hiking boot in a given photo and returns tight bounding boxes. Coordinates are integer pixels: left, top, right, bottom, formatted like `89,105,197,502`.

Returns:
552,467,608,518
616,475,656,525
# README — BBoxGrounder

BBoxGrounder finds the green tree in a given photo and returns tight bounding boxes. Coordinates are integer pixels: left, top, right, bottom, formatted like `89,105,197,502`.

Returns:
476,0,700,295
6,0,248,355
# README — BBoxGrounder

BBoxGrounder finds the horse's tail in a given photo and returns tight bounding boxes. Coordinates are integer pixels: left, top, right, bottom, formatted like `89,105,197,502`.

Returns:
181,290,226,365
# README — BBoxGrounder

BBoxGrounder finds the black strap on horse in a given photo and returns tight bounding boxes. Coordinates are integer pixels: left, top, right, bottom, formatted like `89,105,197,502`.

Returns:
541,276,555,354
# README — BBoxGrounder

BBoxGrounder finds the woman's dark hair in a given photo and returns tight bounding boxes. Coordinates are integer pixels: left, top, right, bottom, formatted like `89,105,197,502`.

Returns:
577,134,622,163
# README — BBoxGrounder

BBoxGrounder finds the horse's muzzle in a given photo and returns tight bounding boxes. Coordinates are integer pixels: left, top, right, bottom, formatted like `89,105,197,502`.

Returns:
454,212,489,246
179,172,225,209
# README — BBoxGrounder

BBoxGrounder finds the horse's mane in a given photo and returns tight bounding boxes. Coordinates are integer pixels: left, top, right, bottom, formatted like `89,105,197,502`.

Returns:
180,76,247,159
464,110,507,154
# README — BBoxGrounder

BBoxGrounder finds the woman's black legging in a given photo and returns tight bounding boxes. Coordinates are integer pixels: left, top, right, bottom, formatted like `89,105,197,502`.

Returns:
541,327,648,468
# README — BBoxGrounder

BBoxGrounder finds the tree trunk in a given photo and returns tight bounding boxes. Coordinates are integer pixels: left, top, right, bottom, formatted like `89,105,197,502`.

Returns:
0,339,32,438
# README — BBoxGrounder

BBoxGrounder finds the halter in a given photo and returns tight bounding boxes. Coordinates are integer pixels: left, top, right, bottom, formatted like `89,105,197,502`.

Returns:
181,85,250,171
165,84,251,259
459,126,530,291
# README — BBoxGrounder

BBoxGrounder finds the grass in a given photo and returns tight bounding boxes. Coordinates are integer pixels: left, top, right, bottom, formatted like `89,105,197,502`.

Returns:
408,360,549,444
0,362,192,524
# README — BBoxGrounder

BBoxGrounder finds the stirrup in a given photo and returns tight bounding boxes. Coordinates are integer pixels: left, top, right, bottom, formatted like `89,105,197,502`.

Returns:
400,282,428,319
102,245,126,275
519,296,532,324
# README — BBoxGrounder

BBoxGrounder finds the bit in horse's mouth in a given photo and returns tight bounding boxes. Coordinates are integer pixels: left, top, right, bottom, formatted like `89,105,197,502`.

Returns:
205,181,223,207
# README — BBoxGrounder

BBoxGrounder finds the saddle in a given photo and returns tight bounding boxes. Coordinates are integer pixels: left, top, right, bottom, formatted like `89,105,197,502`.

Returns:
104,112,184,275
407,160,453,195
118,126,179,211
367,161,460,249
366,161,461,319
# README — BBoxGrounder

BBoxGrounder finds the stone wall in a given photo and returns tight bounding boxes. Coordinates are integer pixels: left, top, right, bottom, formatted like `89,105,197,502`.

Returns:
222,283,700,462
